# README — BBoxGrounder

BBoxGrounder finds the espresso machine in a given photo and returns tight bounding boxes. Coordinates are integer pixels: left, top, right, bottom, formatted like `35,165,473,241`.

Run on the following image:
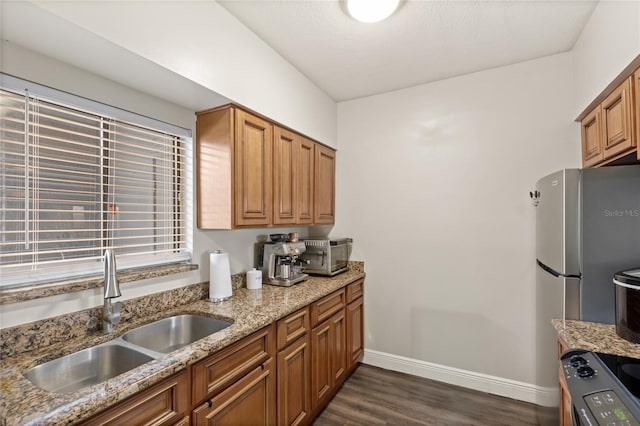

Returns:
256,235,309,287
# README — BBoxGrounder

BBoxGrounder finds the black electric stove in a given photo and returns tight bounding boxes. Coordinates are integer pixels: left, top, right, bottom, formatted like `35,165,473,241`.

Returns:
597,352,640,401
561,349,640,425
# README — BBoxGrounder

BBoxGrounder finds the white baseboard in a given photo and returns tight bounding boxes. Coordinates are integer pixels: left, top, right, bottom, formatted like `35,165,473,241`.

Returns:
362,349,557,407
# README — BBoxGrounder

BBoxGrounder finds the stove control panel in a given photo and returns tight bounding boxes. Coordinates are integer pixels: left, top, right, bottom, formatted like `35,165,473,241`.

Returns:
583,391,640,426
561,350,640,426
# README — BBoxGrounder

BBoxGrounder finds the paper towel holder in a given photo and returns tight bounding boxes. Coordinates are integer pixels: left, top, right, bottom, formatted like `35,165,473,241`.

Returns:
209,249,233,303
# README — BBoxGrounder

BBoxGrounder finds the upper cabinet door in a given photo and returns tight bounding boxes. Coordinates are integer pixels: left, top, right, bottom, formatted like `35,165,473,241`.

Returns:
602,77,635,160
234,109,273,227
581,106,603,168
296,137,315,225
635,69,640,161
273,127,297,225
313,144,336,224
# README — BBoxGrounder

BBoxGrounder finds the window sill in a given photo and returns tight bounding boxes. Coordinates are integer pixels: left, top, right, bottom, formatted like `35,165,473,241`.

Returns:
0,263,199,305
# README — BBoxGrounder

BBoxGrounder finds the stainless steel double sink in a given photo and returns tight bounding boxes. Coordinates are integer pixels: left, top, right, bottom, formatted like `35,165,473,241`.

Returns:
23,314,232,393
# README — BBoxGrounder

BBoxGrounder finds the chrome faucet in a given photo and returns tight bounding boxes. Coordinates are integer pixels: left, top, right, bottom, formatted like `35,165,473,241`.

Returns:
103,249,121,333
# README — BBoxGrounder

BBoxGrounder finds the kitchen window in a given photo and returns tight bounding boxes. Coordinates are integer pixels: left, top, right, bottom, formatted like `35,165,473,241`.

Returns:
0,74,192,289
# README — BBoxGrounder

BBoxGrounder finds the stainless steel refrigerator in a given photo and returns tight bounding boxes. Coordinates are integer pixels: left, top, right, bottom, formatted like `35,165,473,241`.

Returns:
533,165,640,425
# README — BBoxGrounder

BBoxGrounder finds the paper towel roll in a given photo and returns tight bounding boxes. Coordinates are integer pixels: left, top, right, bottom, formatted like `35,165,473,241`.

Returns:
209,250,232,302
246,268,262,290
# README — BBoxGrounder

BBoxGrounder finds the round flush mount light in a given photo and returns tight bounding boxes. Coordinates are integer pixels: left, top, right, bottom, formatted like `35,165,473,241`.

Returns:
347,0,400,23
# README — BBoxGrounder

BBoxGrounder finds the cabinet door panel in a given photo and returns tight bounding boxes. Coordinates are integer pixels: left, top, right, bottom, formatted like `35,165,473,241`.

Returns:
331,310,347,386
234,109,272,226
313,145,335,224
274,127,297,225
602,77,634,159
581,106,603,167
296,137,315,225
310,320,332,411
346,296,364,369
277,336,311,426
193,359,276,426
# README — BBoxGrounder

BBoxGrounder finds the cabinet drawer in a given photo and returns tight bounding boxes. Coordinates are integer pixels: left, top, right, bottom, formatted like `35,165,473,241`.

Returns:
346,279,364,304
82,370,189,426
310,290,345,327
192,324,275,404
277,307,309,351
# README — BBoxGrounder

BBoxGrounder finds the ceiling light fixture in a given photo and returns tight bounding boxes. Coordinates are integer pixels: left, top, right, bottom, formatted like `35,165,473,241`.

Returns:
347,0,399,23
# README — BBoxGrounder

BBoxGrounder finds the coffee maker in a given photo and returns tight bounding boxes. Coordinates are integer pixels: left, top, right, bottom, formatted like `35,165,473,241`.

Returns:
256,234,309,287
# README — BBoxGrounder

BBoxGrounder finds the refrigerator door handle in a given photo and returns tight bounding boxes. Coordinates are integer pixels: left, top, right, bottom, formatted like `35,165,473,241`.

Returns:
536,259,581,279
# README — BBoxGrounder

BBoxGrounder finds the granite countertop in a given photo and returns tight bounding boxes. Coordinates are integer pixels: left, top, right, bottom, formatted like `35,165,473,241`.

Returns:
0,265,365,426
552,319,640,358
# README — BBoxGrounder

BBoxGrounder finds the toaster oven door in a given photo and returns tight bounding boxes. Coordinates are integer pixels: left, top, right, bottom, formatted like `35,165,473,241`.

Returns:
330,243,350,273
301,246,329,274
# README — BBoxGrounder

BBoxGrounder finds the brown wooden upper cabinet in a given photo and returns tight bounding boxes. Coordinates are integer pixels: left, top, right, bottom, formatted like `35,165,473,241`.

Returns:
602,77,634,159
314,144,336,224
581,106,603,167
196,104,335,229
578,60,639,167
273,127,315,226
636,68,640,161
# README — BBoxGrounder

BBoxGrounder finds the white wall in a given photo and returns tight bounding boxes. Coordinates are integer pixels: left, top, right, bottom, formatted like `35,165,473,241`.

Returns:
23,0,337,148
572,0,640,116
332,53,579,386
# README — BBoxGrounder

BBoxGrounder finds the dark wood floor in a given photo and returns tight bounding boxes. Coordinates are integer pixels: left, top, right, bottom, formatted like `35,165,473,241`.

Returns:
313,364,539,426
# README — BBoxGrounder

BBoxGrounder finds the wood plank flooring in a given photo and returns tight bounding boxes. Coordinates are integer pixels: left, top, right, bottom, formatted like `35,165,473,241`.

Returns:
312,365,539,426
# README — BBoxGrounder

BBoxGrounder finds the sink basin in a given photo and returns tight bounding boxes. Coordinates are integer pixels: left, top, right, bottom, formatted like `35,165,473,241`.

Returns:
23,314,232,393
121,314,232,353
23,343,154,393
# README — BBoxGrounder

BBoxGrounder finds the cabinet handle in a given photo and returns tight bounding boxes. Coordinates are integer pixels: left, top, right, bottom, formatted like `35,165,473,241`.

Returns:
206,399,213,408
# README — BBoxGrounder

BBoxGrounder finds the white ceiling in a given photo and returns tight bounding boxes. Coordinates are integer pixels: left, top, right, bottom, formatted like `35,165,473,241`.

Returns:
218,0,598,101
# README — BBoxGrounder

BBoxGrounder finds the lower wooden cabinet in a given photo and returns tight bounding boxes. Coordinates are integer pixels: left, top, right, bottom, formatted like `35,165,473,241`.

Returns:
192,359,276,425
310,308,346,413
346,296,364,370
557,336,572,426
277,335,311,426
172,416,190,426
331,310,347,385
277,308,311,426
81,279,364,426
81,370,190,426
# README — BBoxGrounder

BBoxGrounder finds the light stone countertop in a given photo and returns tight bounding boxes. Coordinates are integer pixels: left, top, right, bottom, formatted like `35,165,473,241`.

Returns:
0,264,365,426
552,319,640,358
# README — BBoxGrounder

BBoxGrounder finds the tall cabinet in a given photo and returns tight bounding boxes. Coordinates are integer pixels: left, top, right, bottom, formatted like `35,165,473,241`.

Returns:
196,104,335,229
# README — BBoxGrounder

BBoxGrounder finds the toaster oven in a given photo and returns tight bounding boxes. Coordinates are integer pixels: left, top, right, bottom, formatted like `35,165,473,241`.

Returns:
300,238,352,276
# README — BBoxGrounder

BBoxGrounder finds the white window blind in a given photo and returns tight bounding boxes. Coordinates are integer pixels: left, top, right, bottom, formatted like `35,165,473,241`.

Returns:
0,76,191,288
